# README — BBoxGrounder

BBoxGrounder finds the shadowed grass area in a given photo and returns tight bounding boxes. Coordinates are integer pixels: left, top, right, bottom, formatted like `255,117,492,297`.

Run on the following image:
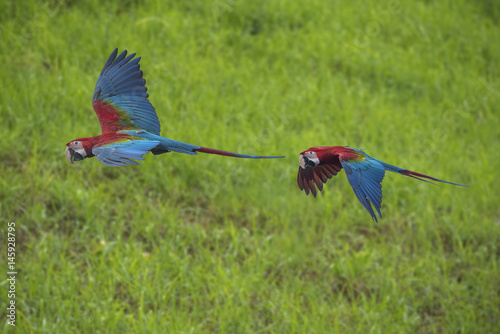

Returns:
1,0,499,332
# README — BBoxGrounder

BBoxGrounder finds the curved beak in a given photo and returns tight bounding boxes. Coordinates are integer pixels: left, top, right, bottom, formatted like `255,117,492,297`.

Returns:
299,154,306,169
299,155,316,169
65,147,85,164
65,147,74,164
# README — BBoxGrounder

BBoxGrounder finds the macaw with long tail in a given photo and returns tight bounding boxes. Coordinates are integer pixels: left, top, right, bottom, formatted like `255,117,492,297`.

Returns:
65,49,284,166
297,146,468,222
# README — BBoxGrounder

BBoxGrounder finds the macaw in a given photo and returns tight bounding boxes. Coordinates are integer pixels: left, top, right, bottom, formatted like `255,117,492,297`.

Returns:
65,49,284,166
297,146,468,222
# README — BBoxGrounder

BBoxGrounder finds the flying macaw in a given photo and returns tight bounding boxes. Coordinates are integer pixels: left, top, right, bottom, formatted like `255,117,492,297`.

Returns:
297,146,468,222
65,49,284,166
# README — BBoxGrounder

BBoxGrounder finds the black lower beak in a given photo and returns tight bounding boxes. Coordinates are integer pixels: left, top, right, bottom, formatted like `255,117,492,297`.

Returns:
68,147,84,162
303,156,316,168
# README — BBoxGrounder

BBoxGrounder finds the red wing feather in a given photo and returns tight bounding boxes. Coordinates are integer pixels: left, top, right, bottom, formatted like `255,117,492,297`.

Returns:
307,170,317,197
297,167,305,191
315,167,328,183
297,167,315,197
313,171,323,191
297,164,342,197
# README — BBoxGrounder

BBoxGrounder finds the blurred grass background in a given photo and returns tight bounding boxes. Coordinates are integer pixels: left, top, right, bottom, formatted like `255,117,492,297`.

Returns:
1,0,499,332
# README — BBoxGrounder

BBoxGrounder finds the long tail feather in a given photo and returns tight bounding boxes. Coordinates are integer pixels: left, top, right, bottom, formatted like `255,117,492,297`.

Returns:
399,169,468,187
125,131,285,159
195,146,285,159
379,161,469,187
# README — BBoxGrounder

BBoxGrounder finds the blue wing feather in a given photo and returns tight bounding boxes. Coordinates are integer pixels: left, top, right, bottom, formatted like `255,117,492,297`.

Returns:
341,157,385,222
92,49,161,135
92,140,160,167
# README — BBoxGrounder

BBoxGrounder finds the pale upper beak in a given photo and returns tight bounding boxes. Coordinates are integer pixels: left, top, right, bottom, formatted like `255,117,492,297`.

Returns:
65,147,74,164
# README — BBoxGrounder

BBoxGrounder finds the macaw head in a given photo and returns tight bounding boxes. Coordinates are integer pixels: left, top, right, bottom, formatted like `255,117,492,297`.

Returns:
299,146,338,169
65,139,92,164
299,149,321,169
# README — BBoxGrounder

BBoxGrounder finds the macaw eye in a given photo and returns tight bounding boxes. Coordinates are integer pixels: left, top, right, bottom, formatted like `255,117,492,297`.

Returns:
308,151,314,155
74,141,79,146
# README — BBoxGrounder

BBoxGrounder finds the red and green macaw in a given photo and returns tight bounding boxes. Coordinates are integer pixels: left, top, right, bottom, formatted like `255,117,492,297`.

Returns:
297,146,468,222
65,49,284,166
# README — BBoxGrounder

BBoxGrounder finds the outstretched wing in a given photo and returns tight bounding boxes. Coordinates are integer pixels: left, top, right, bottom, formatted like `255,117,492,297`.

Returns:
92,139,160,167
92,49,161,135
297,163,342,197
340,157,386,222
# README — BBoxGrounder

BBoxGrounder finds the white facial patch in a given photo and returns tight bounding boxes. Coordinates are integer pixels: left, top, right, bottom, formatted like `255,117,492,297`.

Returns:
308,156,320,166
73,147,87,158
70,141,87,159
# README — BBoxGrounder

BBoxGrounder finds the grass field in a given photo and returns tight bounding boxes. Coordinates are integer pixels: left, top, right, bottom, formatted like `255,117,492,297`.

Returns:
1,0,499,332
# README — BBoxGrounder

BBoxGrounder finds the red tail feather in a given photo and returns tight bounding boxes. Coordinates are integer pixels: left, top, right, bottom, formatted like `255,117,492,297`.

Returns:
195,147,284,159
400,170,468,187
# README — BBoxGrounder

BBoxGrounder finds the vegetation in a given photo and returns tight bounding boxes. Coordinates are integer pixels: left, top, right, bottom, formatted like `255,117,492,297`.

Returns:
1,0,499,332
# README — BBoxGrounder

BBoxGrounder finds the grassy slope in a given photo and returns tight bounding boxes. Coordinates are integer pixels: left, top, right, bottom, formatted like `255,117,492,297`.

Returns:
1,0,499,332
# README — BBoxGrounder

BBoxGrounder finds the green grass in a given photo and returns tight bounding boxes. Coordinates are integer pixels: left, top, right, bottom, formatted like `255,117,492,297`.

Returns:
1,0,499,332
